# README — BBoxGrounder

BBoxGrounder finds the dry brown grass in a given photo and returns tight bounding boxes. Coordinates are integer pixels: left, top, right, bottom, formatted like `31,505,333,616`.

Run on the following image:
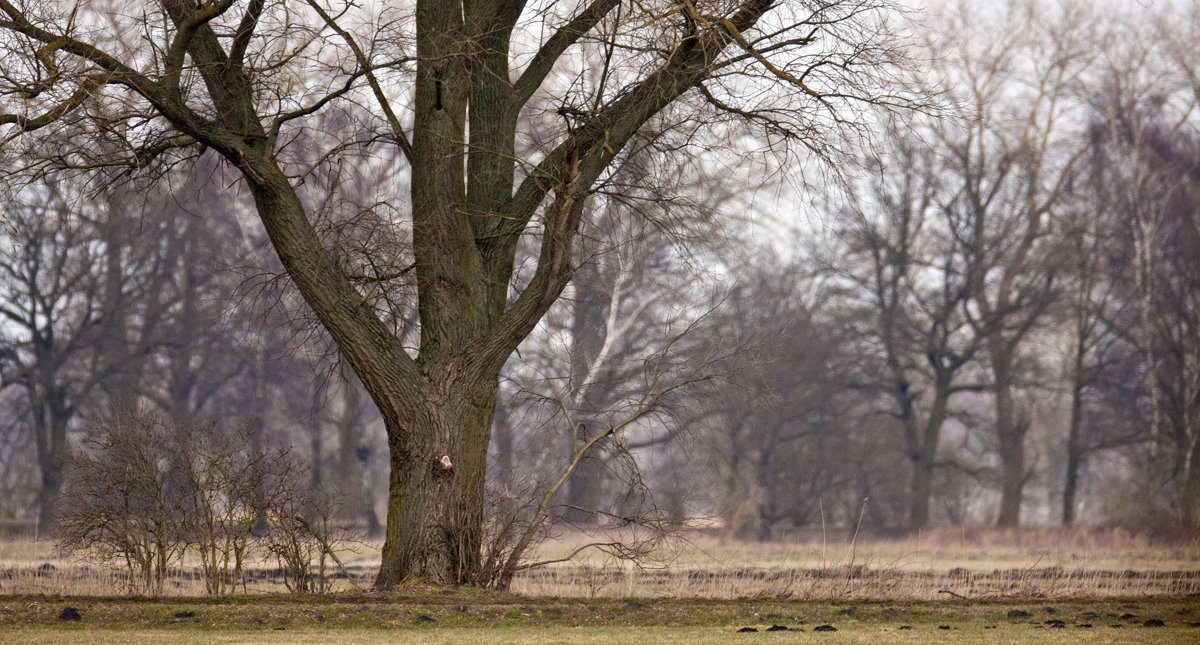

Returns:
507,529,1200,600
2,527,1197,599
0,538,374,596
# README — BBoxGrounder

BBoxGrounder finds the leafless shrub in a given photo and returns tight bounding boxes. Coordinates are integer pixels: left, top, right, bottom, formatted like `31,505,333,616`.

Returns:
477,476,543,587
263,483,359,594
478,300,740,589
56,406,359,595
172,418,300,595
56,408,187,595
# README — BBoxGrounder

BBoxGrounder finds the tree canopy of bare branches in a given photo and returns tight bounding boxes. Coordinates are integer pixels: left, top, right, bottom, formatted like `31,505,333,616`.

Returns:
0,0,912,584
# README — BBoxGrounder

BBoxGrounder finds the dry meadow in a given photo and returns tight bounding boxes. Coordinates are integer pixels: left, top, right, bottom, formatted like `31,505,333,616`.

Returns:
2,528,1196,600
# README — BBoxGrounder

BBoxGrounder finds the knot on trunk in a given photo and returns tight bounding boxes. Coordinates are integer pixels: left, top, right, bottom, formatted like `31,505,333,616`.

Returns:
435,454,453,472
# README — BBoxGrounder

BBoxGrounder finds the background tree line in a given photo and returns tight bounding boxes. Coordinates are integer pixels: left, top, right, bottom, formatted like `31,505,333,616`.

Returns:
491,0,1200,540
700,0,1200,539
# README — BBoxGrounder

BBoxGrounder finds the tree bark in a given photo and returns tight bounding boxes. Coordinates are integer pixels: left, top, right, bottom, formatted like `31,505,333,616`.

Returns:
376,378,497,585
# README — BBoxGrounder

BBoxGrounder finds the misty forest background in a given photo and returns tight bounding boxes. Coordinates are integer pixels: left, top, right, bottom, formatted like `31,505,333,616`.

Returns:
2,0,1200,545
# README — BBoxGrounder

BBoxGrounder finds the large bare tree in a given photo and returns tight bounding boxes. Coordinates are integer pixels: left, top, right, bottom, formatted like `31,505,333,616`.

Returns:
837,130,987,533
0,183,106,530
924,0,1095,527
0,0,906,584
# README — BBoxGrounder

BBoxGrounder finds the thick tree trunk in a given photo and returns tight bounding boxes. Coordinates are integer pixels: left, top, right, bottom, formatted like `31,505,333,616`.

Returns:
148,0,767,588
375,377,497,586
182,0,754,588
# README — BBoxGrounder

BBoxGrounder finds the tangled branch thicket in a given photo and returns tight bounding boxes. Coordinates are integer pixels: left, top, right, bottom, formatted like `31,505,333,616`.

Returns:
55,407,357,595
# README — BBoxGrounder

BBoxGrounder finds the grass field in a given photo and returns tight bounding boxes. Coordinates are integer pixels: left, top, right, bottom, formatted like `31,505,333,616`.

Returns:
4,625,1200,645
0,594,1198,643
2,530,1198,643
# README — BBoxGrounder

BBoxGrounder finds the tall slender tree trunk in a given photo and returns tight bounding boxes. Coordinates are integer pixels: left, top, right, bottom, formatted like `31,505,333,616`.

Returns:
564,266,610,523
99,208,137,409
993,353,1026,527
1062,361,1086,525
168,239,200,422
492,402,513,491
337,374,366,526
309,373,326,495
33,402,68,531
905,379,949,533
